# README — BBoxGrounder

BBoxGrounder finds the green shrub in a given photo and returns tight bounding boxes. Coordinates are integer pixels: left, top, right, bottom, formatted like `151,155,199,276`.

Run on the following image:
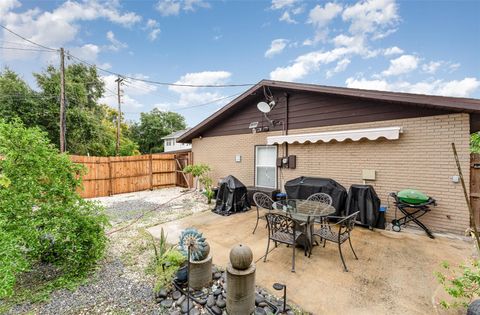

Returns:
435,260,480,309
0,120,108,298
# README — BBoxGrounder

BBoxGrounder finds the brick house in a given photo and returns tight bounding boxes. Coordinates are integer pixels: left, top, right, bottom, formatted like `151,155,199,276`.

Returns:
178,80,480,234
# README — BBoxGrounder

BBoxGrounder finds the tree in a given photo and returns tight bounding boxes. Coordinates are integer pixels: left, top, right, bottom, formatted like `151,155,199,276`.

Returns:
131,108,187,153
0,65,139,156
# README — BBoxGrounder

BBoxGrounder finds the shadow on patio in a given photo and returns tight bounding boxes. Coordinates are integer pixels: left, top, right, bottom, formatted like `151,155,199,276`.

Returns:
148,209,471,315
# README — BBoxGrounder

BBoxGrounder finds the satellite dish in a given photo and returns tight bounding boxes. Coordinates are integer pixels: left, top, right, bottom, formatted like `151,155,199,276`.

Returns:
257,101,271,113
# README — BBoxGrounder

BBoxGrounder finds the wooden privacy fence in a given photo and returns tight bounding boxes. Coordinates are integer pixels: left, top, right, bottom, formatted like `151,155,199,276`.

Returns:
71,152,192,198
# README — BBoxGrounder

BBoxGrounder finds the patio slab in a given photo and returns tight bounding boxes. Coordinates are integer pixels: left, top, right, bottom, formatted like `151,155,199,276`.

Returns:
148,209,472,315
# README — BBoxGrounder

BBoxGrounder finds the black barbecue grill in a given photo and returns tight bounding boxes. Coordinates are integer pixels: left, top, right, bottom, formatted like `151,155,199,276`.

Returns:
389,192,436,239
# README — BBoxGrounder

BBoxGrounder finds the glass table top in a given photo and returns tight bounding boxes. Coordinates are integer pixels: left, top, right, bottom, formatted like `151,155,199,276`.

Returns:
272,199,336,221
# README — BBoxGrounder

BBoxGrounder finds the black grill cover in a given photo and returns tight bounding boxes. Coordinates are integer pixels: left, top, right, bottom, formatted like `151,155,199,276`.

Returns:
284,177,347,215
213,175,250,216
345,184,384,229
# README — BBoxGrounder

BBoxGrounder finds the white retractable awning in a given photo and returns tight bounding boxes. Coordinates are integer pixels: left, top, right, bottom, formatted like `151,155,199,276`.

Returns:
267,126,402,145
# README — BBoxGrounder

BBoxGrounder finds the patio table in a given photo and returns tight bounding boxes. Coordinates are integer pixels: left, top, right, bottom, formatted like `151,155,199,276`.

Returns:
272,199,336,254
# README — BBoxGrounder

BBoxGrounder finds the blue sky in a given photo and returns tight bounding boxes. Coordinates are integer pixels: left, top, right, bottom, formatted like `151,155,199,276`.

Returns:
0,0,479,127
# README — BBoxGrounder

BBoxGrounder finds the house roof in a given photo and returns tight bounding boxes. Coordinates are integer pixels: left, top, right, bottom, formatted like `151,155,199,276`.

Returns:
178,79,480,143
161,128,191,140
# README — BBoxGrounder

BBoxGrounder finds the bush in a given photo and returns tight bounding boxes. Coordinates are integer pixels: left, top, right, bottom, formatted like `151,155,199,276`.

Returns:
0,120,109,298
435,260,480,309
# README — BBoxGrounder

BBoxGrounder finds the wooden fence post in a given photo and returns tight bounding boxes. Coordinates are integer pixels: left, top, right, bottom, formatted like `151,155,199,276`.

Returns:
108,157,113,196
149,154,153,190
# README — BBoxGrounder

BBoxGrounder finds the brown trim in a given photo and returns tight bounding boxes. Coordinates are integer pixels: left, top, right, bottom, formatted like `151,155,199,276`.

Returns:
179,79,480,143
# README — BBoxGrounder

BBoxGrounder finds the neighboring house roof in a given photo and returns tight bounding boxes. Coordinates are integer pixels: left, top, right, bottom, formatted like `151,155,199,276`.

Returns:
178,79,480,143
161,128,191,140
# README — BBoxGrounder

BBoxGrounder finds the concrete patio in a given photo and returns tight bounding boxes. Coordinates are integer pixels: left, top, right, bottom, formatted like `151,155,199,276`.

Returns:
148,208,473,315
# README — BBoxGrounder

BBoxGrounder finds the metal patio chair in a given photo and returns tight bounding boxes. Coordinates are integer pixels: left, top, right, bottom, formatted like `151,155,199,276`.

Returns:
306,192,333,206
252,192,274,234
264,212,306,272
313,211,360,272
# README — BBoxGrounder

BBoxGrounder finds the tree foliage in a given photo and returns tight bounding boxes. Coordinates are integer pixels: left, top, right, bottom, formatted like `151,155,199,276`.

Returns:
471,133,480,153
131,108,186,153
0,120,109,298
0,66,139,156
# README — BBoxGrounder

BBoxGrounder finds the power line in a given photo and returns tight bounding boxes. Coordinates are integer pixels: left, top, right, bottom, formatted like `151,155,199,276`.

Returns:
0,46,57,52
0,24,58,52
66,52,254,88
0,23,255,89
175,93,242,111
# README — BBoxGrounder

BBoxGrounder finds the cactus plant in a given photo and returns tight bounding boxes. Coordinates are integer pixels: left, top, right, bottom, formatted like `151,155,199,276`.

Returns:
178,228,210,261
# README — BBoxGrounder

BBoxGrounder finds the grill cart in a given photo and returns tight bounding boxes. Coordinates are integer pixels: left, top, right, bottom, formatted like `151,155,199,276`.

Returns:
389,190,436,239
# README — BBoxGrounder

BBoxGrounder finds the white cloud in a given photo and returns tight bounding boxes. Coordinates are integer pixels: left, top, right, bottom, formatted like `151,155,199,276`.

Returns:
307,2,342,43
342,0,399,37
345,76,480,97
0,1,140,61
383,46,403,56
279,11,297,24
265,39,289,58
308,3,342,28
449,63,460,72
106,31,127,51
99,74,159,111
169,71,231,106
271,0,299,10
155,0,209,16
382,54,419,76
270,47,350,81
422,61,443,74
326,58,351,78
144,19,161,41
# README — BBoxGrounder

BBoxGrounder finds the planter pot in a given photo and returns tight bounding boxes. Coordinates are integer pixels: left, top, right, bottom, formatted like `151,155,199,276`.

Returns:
176,265,188,283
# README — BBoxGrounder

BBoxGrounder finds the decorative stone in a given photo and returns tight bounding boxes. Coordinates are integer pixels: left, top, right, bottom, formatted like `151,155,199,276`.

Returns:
172,291,182,300
216,296,226,308
229,244,253,270
160,298,173,308
213,272,222,280
207,295,215,307
211,306,222,315
468,300,480,315
177,295,186,305
254,307,267,315
156,288,168,299
189,255,213,290
180,300,194,313
213,288,222,296
255,294,265,305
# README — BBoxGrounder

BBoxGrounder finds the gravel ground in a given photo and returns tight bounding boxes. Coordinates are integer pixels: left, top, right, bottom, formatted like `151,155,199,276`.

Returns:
6,187,211,315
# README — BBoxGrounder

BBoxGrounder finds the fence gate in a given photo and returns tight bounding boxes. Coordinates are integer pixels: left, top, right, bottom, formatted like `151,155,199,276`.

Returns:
471,153,480,227
175,152,193,188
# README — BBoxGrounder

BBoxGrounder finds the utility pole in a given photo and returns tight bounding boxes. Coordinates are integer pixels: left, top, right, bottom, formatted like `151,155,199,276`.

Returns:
115,76,124,156
59,47,66,153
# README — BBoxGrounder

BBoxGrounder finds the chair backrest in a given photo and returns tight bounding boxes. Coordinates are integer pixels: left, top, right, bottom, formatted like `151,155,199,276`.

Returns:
307,192,333,206
265,212,296,236
253,192,274,210
337,211,359,234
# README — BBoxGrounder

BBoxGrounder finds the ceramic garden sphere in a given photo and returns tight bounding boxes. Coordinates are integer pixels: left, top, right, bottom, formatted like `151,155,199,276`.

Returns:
229,244,253,270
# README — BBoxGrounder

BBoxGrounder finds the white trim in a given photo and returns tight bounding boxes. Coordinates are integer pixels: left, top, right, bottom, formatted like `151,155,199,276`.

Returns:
254,145,277,189
267,126,402,145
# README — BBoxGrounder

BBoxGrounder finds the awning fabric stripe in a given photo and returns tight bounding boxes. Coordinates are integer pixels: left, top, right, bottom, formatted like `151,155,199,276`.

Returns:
266,126,402,145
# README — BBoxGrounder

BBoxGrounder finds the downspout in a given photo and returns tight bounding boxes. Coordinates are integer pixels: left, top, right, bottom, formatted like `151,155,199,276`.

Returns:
284,92,289,157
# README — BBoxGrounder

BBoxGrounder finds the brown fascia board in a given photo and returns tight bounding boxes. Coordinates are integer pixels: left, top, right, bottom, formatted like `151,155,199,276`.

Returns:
178,79,480,143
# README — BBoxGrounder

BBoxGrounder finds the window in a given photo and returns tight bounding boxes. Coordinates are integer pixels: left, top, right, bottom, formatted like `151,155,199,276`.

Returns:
255,145,277,189
165,140,171,146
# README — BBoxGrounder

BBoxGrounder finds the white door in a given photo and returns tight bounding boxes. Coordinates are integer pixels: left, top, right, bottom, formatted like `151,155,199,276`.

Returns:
255,145,277,189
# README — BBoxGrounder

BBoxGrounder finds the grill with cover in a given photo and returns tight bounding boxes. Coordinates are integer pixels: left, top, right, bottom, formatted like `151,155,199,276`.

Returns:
284,176,347,215
213,175,250,216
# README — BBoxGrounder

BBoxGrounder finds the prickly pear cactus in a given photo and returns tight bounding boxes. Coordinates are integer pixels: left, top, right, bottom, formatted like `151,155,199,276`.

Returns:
178,228,209,261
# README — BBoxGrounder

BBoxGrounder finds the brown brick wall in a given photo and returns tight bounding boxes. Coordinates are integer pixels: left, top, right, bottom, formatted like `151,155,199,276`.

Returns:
192,113,471,234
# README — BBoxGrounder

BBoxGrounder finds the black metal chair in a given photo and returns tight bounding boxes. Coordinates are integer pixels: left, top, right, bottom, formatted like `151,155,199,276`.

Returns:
264,212,306,272
313,211,360,272
306,192,332,205
252,192,274,234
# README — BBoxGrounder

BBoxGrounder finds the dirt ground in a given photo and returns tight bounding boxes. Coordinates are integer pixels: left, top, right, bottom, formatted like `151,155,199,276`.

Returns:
148,208,474,315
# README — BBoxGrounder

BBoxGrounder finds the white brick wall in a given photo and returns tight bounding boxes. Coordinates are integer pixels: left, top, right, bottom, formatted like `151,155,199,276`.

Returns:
192,113,471,234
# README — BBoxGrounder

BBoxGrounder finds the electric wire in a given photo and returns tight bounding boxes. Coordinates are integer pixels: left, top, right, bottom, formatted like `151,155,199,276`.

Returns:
0,25,58,51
